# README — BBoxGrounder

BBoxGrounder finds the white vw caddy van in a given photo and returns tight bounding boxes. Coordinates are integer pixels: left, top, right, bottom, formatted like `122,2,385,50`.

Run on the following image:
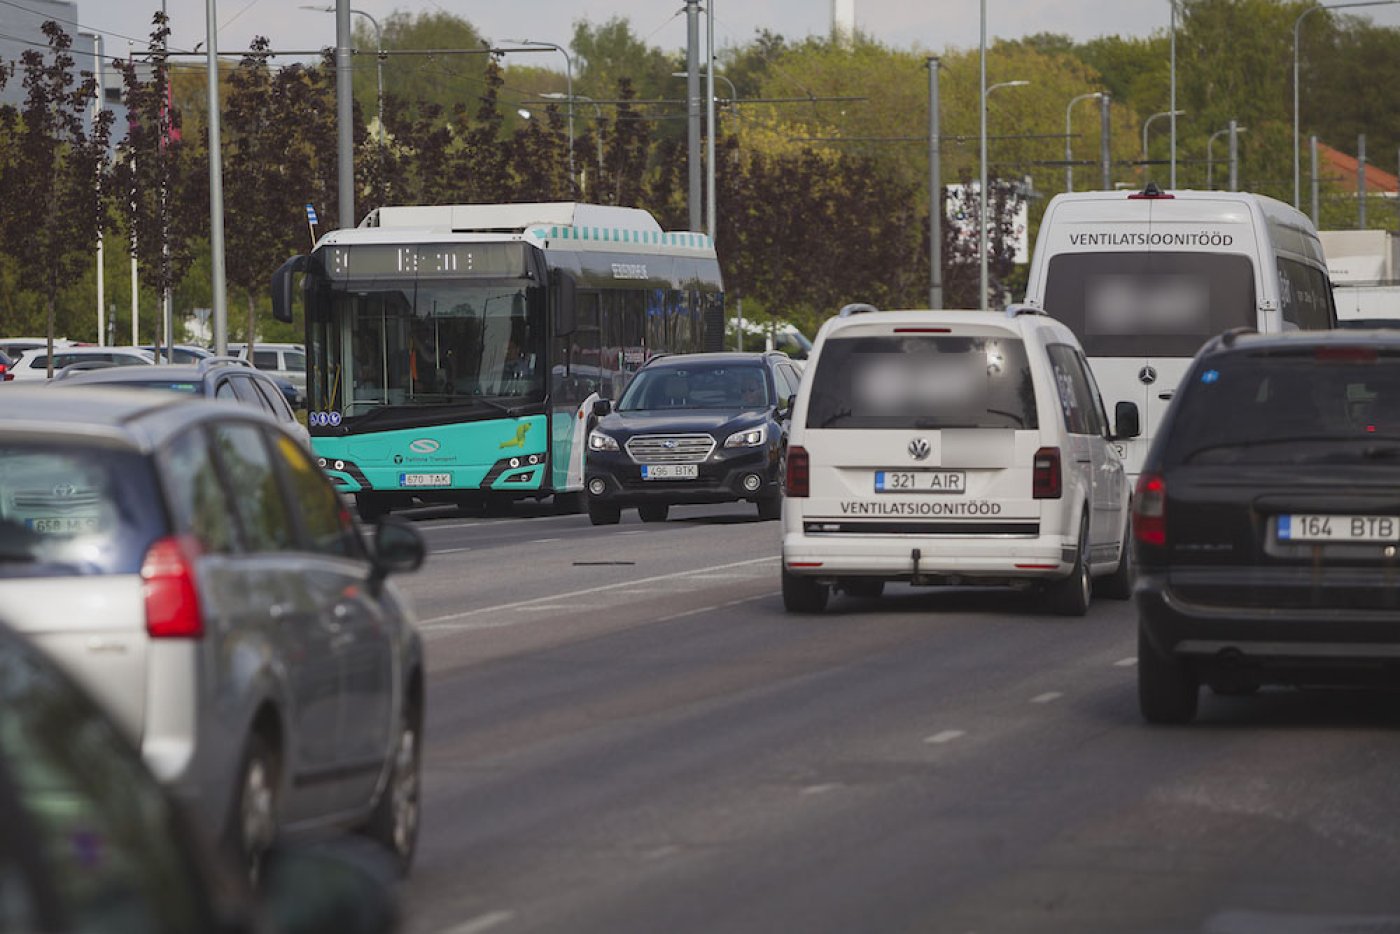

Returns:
781,305,1138,616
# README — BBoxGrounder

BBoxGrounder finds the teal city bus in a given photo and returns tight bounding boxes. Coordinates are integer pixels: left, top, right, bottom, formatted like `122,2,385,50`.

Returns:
271,203,724,519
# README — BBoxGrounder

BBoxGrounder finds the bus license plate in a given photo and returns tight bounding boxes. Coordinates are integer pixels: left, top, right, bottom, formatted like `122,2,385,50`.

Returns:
875,470,965,494
25,517,99,534
642,465,698,480
1278,514,1400,543
399,473,451,487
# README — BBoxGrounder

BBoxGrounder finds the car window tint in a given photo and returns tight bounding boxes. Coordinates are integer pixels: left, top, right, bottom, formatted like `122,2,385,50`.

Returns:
284,351,306,371
252,350,279,370
0,636,218,933
214,379,238,402
251,378,294,422
1048,344,1102,435
271,434,357,557
0,442,165,579
210,423,297,552
228,376,272,413
158,428,236,554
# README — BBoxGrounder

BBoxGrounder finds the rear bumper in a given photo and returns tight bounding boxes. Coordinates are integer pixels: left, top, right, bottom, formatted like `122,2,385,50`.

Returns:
782,528,1075,582
1138,573,1400,670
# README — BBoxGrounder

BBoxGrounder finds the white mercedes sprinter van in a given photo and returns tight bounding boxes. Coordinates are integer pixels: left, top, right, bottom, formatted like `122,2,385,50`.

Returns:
781,305,1137,616
1023,184,1334,476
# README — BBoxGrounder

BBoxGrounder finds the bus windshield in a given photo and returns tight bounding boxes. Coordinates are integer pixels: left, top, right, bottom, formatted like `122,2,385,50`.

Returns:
305,271,546,424
1043,251,1256,357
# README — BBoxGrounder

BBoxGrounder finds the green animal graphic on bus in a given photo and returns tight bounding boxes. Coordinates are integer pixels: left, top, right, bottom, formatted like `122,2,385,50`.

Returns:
500,423,532,450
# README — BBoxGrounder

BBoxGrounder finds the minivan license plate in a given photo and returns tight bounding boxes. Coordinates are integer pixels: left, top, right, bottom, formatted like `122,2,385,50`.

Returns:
874,470,965,494
642,465,698,480
1278,514,1400,543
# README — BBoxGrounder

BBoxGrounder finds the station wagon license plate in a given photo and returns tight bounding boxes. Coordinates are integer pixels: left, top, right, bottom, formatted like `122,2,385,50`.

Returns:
399,472,451,487
874,470,966,494
25,517,98,534
641,465,699,480
1277,514,1400,543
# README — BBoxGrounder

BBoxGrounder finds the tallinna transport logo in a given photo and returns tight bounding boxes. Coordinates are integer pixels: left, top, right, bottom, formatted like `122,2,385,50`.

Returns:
409,438,440,454
500,423,532,450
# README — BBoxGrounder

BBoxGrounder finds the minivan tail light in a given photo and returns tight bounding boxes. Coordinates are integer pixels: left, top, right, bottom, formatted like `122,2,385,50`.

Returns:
785,445,810,498
1032,447,1061,499
1134,473,1167,546
142,535,204,639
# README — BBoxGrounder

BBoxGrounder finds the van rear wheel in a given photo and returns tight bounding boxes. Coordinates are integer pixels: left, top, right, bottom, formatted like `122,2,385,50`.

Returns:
1097,516,1135,600
1046,516,1092,616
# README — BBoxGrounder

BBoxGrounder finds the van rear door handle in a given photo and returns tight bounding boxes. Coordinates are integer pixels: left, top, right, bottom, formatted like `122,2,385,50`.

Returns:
1158,391,1174,401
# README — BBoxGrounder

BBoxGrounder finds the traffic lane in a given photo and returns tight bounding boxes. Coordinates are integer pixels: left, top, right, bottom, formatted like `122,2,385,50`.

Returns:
403,585,1400,934
403,504,779,634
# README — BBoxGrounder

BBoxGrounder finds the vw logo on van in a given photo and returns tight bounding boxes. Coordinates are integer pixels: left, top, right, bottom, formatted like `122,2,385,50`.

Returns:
408,438,440,454
1138,366,1158,385
908,438,932,461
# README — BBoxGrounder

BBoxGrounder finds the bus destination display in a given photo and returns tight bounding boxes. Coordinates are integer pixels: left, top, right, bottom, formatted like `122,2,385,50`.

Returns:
324,243,526,279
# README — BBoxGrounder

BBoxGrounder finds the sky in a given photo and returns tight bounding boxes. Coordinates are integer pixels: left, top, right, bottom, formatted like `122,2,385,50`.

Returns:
66,0,1400,64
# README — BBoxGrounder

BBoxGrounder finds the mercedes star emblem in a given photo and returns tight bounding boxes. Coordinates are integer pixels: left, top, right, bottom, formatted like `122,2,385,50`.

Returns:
1138,365,1158,385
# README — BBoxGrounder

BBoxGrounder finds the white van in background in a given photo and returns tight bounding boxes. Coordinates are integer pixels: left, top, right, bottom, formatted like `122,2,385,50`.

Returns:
1023,184,1335,476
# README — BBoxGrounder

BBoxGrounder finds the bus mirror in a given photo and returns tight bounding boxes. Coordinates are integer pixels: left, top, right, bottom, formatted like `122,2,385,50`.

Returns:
271,255,309,324
553,271,577,335
1114,401,1141,440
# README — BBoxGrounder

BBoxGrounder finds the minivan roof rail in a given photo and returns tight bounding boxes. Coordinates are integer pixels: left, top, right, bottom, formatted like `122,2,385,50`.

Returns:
837,303,880,317
1005,304,1048,318
199,356,253,371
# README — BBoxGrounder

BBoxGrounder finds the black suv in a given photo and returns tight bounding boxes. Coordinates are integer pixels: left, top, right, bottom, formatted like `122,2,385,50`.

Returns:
1136,329,1400,723
585,351,802,524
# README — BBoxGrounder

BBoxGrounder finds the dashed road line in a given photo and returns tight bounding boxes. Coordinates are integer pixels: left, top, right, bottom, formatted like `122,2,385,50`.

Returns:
1031,692,1064,704
530,538,561,544
432,547,472,556
801,783,842,796
924,730,966,745
438,910,516,934
1114,656,1138,667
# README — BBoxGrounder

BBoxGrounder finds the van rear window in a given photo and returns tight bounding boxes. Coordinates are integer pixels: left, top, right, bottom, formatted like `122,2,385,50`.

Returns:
1044,251,1255,357
805,335,1037,430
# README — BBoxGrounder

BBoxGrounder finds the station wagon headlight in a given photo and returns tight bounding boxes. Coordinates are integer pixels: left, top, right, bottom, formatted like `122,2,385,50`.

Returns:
588,431,619,452
724,425,767,448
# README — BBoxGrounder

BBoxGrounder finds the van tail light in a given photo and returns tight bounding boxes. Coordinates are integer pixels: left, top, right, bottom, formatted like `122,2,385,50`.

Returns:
1134,473,1167,546
785,445,810,498
1032,447,1062,499
142,535,204,639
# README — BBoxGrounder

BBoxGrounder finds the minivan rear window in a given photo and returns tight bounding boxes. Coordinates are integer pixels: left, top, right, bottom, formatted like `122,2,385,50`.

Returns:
1044,251,1256,357
805,335,1038,430
1167,349,1400,465
0,442,166,578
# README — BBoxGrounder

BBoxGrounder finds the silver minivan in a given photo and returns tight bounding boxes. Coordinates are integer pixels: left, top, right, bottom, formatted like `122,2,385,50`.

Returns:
0,387,426,872
781,306,1138,615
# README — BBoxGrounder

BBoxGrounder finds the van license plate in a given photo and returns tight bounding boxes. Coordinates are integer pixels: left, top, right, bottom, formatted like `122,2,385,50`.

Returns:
400,473,451,487
875,470,966,494
642,465,698,480
1278,514,1400,543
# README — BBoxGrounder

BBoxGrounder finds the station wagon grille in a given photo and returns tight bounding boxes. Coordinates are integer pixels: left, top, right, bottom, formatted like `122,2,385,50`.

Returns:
625,434,715,464
12,488,101,511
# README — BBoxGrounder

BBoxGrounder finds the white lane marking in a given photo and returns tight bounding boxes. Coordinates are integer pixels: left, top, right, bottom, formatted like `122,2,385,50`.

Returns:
1114,656,1138,667
438,910,516,934
1031,692,1063,704
613,588,672,595
530,538,561,544
620,530,645,535
924,730,966,744
653,592,771,624
432,547,472,556
512,604,594,612
419,556,778,630
801,783,841,796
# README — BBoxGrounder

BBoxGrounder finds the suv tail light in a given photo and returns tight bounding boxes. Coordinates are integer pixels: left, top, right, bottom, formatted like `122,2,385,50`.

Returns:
142,536,204,639
785,445,810,498
1134,473,1167,546
0,362,9,381
1032,447,1061,499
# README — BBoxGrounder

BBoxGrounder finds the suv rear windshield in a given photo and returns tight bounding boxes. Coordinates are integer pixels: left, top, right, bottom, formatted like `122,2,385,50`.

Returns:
1167,347,1400,465
805,334,1038,430
0,442,166,578
1043,251,1256,357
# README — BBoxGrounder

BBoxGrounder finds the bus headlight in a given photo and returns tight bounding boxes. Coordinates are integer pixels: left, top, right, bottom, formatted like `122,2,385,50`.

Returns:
588,431,619,452
724,426,767,448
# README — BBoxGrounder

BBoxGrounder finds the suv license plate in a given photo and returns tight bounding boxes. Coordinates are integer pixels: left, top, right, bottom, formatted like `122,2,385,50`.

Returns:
400,472,452,487
1278,514,1400,543
875,470,966,494
642,465,698,480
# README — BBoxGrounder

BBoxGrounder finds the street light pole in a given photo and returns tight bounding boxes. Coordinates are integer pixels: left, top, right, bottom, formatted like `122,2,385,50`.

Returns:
1142,109,1185,179
206,0,228,355
928,56,942,309
335,0,353,228
1229,118,1241,191
1169,0,1177,188
1294,1,1400,208
1064,91,1102,193
706,0,716,241
542,92,603,190
506,39,576,192
980,78,1030,312
1206,124,1245,190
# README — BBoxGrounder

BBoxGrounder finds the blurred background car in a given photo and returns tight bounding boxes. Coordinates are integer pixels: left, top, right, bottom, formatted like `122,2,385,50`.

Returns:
9,345,153,380
0,388,427,874
0,614,399,933
142,343,302,408
230,342,307,399
56,357,311,448
0,337,76,360
0,349,13,383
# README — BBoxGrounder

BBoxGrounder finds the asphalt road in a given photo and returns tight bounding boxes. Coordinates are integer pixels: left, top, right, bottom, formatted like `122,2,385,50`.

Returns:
395,501,1400,934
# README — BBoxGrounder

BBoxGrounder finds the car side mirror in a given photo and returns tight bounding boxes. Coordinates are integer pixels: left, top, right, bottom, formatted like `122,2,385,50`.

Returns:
369,516,424,594
1114,400,1141,440
593,398,612,418
786,393,796,413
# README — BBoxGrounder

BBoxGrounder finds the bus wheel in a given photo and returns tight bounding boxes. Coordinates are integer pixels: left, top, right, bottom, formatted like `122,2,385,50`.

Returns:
356,494,387,523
